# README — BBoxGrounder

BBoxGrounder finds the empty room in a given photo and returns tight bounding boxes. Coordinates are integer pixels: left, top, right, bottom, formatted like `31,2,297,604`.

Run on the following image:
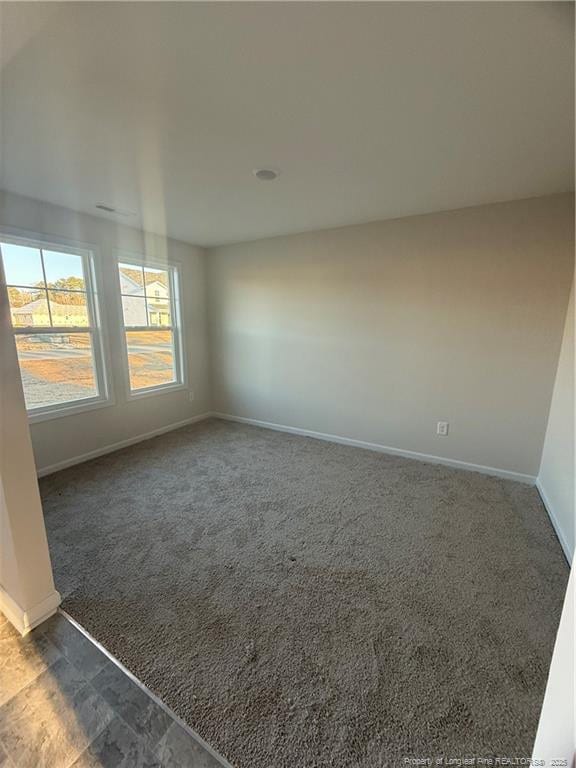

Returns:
0,2,574,767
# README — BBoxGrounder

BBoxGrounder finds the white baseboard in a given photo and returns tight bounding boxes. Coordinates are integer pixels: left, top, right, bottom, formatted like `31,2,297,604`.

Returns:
535,479,573,565
35,405,538,486
0,587,61,636
213,412,536,485
36,412,213,477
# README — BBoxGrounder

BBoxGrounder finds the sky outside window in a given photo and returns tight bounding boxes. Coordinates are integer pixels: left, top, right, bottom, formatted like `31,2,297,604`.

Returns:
1,243,46,286
1,243,85,287
43,250,85,288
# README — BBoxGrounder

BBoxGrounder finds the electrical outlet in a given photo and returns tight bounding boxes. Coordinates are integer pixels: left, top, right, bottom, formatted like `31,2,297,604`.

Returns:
437,421,449,437
188,389,195,402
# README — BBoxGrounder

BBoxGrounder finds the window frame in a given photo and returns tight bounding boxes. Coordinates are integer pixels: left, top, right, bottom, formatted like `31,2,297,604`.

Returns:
116,252,187,399
0,229,113,423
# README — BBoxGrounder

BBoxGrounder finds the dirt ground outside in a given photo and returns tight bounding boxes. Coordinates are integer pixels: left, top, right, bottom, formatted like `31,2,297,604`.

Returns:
16,330,175,399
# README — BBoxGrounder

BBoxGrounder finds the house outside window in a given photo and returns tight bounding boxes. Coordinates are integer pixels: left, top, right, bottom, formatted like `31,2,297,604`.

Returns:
117,260,185,394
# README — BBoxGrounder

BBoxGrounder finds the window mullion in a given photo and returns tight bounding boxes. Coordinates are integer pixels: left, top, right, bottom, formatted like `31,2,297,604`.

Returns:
89,326,106,400
142,267,152,327
171,266,183,386
39,248,53,327
83,252,98,330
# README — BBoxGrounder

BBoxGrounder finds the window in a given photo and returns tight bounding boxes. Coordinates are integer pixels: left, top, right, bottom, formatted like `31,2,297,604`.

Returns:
117,259,184,394
1,236,109,419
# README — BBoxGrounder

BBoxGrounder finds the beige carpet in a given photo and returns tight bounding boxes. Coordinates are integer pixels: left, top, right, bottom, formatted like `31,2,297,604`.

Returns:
40,418,568,767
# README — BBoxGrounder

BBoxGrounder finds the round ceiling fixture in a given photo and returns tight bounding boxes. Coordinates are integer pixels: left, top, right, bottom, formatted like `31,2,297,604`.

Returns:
253,168,280,181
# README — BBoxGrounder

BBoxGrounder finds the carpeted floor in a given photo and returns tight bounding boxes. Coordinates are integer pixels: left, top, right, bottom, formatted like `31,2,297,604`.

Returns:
40,418,568,768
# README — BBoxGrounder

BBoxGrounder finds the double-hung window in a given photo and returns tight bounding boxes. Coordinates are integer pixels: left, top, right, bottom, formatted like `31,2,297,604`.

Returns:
117,259,184,395
1,236,109,419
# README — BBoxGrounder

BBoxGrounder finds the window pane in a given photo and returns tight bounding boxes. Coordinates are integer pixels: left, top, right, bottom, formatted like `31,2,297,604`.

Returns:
1,243,45,288
143,267,170,299
15,333,98,410
43,250,86,290
122,295,148,326
126,330,176,390
48,290,89,327
118,264,144,295
147,298,171,327
8,287,47,327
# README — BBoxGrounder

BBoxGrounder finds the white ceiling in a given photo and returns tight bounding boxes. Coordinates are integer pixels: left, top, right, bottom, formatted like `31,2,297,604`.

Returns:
0,2,573,247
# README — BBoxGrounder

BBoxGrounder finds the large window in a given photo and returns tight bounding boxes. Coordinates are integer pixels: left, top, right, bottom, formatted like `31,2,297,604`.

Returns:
1,236,109,419
117,259,184,394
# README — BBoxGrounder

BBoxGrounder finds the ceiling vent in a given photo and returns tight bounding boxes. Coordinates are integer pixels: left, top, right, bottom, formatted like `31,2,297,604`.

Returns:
95,203,135,217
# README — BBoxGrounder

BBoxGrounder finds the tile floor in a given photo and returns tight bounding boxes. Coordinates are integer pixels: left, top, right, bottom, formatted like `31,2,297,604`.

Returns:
0,611,229,768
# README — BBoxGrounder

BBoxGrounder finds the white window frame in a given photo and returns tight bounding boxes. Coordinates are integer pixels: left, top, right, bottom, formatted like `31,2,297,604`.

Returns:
116,253,187,399
0,230,113,423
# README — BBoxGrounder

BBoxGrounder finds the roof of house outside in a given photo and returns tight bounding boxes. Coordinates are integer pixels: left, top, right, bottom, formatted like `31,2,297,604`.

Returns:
120,267,168,289
12,298,85,316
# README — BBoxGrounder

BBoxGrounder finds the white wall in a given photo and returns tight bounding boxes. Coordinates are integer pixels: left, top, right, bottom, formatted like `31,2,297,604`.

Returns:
531,278,574,765
537,284,575,562
532,566,574,766
2,190,572,484
0,250,60,633
208,194,574,478
0,191,211,474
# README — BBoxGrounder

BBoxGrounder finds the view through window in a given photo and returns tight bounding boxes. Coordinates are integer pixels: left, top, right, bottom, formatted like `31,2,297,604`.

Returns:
1,239,106,414
118,262,182,392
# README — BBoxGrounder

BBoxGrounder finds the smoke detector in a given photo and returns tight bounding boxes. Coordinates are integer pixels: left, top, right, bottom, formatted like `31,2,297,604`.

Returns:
252,168,280,181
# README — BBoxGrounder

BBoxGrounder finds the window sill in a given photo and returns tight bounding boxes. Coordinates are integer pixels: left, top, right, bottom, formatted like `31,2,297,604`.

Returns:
126,382,189,402
28,397,114,424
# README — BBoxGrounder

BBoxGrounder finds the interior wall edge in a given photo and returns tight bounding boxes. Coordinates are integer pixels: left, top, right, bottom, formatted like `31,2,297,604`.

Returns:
535,278,575,471
535,283,575,566
535,479,573,565
0,585,61,636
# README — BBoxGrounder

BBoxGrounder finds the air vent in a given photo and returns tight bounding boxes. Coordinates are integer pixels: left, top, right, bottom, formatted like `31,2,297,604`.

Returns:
95,203,135,217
